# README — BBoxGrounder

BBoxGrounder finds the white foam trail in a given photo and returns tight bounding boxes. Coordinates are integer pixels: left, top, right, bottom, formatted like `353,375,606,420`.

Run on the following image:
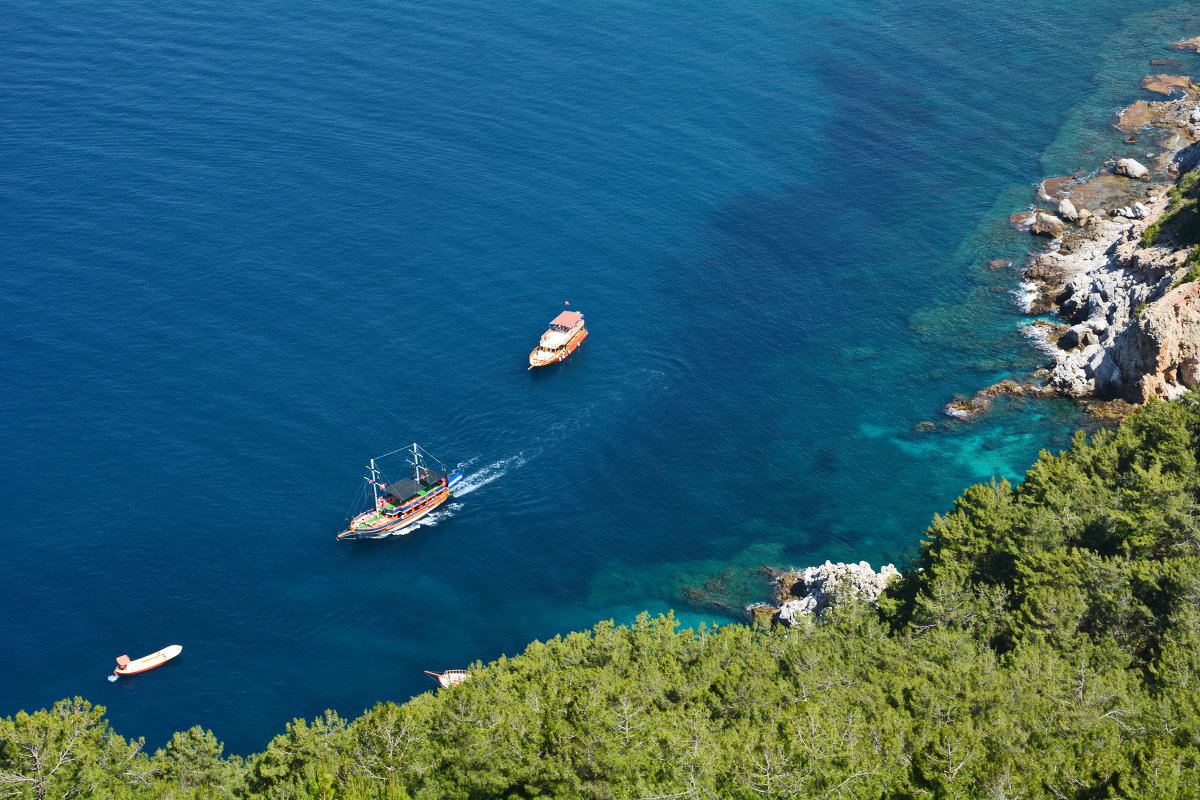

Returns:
107,675,118,682
452,453,526,497
1019,323,1057,354
1014,280,1038,313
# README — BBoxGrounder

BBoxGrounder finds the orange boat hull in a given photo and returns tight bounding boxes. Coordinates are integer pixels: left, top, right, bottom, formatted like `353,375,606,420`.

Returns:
529,328,587,368
338,487,450,539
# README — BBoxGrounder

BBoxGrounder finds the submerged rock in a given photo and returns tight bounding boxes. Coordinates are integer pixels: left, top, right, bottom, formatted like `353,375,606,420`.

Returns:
942,393,990,420
775,561,900,624
1008,210,1036,230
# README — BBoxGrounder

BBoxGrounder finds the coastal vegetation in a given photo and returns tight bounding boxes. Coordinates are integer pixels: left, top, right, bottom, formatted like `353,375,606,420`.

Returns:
1141,167,1200,284
1141,167,1200,247
5,395,1200,798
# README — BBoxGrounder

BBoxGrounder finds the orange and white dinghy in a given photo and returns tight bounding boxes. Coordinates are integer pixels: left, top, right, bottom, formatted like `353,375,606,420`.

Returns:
112,645,182,678
529,308,587,369
424,669,470,688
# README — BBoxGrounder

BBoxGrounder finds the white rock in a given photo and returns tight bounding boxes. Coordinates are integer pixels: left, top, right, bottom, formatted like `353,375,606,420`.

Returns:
1058,198,1079,222
775,561,900,625
777,597,818,624
1115,158,1150,180
1032,212,1065,238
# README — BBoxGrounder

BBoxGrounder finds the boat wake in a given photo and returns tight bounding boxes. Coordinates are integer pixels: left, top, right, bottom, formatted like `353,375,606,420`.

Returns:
107,674,118,682
451,453,526,497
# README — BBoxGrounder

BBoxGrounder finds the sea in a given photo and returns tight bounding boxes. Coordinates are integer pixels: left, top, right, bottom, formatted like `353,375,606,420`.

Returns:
2,0,1196,753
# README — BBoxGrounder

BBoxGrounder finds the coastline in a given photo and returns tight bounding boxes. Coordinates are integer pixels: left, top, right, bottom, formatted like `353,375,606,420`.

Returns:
748,33,1200,624
992,35,1199,411
923,49,1200,427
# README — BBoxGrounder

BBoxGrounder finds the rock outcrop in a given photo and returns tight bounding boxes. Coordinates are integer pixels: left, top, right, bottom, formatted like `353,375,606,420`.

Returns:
1058,198,1080,222
1111,281,1200,401
1038,191,1196,401
1031,212,1065,237
1168,36,1200,54
1115,158,1150,181
773,561,900,624
1015,64,1200,405
1140,74,1200,97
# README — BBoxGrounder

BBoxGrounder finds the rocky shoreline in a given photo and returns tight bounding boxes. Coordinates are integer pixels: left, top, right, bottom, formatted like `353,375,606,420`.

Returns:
748,39,1200,624
748,561,900,626
944,37,1200,419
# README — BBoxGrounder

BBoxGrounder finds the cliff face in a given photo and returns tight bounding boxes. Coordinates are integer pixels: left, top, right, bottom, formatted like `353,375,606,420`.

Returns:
1113,281,1200,401
1022,85,1200,404
1040,192,1194,400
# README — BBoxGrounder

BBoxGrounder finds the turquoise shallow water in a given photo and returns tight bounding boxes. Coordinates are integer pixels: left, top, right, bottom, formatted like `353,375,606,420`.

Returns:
1,0,1196,752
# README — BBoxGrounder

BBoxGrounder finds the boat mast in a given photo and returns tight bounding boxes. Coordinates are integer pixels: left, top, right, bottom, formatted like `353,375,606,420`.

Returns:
369,458,379,507
411,442,421,481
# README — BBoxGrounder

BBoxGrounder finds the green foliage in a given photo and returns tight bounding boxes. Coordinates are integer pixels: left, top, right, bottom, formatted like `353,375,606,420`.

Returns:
0,698,151,799
5,394,1200,797
1141,167,1200,248
1176,245,1200,286
154,726,242,797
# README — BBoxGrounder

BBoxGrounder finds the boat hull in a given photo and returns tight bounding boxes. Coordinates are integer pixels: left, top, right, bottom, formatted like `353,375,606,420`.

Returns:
425,669,470,687
529,327,587,368
338,474,462,540
114,644,182,676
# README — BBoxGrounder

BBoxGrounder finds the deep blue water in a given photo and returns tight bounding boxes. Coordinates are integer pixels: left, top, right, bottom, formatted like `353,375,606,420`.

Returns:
2,0,1195,752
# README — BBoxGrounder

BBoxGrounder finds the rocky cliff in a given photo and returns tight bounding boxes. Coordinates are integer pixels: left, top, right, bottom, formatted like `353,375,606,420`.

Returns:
1016,62,1200,404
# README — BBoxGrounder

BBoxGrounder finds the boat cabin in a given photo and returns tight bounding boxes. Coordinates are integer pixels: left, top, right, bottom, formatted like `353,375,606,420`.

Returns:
539,311,584,351
382,469,447,504
548,310,583,330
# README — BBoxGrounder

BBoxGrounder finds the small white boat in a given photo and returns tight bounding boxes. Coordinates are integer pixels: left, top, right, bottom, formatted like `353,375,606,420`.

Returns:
113,645,182,677
424,669,469,688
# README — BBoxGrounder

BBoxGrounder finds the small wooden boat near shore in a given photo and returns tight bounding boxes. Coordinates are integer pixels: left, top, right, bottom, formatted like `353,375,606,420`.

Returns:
425,669,470,688
113,645,182,677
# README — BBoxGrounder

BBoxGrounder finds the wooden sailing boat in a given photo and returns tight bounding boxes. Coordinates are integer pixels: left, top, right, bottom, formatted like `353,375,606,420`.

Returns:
337,444,463,540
